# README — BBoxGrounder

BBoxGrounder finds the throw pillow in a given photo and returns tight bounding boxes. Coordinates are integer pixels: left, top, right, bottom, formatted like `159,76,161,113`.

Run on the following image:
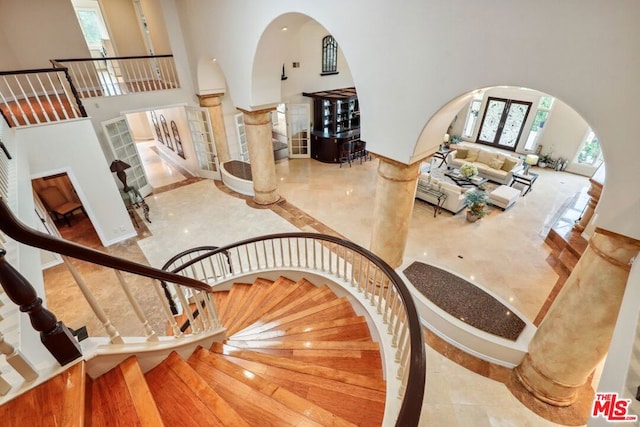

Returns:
455,149,468,159
477,151,494,165
502,158,517,172
488,158,505,170
466,150,479,162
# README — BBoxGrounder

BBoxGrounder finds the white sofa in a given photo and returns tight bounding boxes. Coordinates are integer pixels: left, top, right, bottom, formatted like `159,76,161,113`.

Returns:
446,143,523,185
415,173,467,214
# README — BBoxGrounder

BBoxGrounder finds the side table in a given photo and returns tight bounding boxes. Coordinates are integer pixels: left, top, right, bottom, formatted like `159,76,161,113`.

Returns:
432,149,450,168
121,187,151,226
417,183,448,217
510,172,538,196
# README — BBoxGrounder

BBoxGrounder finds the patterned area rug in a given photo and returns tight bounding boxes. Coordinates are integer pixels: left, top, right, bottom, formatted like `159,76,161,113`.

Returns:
403,261,526,341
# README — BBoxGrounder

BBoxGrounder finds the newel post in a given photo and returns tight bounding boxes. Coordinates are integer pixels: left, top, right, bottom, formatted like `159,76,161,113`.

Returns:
0,249,82,365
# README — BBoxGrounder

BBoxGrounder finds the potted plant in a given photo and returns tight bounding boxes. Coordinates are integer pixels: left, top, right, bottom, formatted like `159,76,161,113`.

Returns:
538,151,553,168
464,187,488,222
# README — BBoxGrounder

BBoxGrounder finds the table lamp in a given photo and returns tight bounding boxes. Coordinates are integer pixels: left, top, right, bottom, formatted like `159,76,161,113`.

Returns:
110,160,132,192
443,133,450,150
524,154,539,175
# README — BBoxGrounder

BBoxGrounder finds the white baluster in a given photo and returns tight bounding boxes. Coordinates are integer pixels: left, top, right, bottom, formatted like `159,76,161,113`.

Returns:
0,332,38,381
114,270,158,342
153,281,181,337
62,255,123,344
0,374,11,395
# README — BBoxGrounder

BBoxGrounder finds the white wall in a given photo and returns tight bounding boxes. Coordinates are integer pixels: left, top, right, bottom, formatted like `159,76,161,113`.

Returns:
0,0,90,69
144,106,199,175
127,111,154,140
16,120,136,246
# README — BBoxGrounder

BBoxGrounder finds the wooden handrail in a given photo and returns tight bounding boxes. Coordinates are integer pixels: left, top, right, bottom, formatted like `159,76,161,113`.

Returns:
0,198,211,292
162,233,426,427
52,54,174,63
0,67,68,76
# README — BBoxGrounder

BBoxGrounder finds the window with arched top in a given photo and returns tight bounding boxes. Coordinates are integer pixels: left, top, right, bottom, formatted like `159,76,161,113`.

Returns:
321,35,339,75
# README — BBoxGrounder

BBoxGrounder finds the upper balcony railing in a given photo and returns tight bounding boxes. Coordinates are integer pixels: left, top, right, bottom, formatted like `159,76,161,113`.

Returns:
51,54,180,98
0,55,180,128
0,67,87,128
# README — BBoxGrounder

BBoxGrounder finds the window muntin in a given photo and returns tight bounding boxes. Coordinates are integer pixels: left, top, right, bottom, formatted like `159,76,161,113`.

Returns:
462,100,482,138
321,35,338,75
576,130,603,166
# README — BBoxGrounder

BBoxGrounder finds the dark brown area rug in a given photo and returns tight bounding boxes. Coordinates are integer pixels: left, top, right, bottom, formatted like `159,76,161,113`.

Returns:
403,261,526,341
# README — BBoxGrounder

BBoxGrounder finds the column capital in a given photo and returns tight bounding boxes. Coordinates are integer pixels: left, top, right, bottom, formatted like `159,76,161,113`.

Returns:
238,107,276,126
375,155,421,183
197,93,224,107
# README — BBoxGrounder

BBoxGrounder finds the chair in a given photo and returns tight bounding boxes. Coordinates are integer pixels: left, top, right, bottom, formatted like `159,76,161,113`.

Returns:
353,140,371,163
339,140,355,167
38,186,86,227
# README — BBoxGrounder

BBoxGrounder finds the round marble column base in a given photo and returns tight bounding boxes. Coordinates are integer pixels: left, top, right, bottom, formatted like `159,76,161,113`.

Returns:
514,355,582,407
252,188,280,205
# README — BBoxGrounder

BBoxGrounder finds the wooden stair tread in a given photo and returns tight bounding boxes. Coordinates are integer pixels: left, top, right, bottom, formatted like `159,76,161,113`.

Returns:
211,345,386,392
233,297,355,337
217,283,253,325
224,278,274,334
90,356,164,427
223,347,384,378
189,348,356,427
225,355,386,427
235,317,371,341
230,316,370,341
187,350,324,426
145,352,247,427
243,279,322,324
225,339,380,351
0,361,86,427
222,276,299,336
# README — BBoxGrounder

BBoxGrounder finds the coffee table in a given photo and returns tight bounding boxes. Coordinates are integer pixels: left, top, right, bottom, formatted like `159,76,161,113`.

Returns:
445,170,488,188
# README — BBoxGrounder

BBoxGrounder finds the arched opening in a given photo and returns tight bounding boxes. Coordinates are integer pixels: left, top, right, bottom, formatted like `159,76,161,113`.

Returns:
405,84,603,367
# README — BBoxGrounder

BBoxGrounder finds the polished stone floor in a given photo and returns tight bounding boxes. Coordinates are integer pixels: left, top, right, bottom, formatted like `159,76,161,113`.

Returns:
44,147,594,426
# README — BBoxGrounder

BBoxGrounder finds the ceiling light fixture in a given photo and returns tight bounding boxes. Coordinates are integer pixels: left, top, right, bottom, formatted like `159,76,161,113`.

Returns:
281,26,288,31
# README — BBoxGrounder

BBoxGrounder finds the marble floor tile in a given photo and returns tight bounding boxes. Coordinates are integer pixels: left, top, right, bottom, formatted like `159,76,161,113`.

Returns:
44,153,592,426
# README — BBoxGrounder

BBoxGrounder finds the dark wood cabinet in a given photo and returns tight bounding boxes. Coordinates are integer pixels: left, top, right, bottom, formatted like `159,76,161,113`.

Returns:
303,87,360,163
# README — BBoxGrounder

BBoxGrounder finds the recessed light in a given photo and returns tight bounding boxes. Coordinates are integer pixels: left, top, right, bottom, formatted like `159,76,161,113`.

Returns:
281,26,288,31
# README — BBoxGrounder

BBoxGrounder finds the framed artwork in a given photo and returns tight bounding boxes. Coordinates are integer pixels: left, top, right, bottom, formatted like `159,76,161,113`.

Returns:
160,114,174,150
171,120,185,159
150,110,163,144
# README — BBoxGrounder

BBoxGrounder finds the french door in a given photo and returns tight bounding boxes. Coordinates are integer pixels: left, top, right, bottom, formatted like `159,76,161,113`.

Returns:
186,107,220,180
102,116,152,197
286,103,310,158
477,97,532,150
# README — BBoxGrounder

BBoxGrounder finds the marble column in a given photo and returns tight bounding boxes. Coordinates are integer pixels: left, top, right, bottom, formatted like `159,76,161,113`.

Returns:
197,94,231,164
515,228,640,406
240,108,280,205
369,156,421,268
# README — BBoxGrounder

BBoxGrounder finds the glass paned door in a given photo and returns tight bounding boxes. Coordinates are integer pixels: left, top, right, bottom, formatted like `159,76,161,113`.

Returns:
286,104,310,158
235,113,249,162
477,97,531,151
478,98,506,143
102,116,152,197
186,107,220,180
498,102,531,148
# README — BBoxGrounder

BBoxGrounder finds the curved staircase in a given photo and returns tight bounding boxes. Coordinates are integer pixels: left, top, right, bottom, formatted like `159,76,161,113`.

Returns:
0,276,387,426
